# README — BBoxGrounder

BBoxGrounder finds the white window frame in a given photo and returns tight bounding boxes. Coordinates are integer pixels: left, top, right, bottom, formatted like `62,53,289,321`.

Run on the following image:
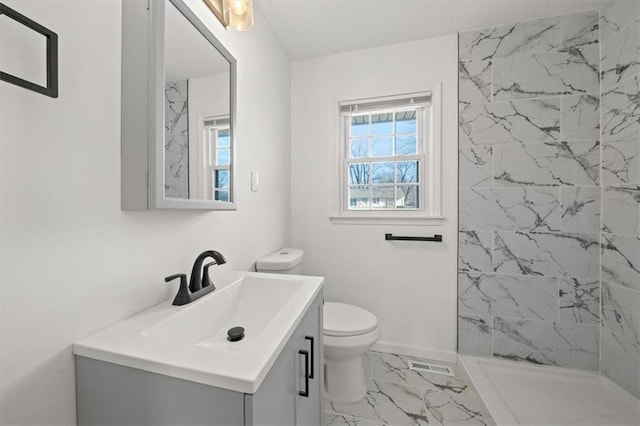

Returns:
330,86,443,225
203,116,232,202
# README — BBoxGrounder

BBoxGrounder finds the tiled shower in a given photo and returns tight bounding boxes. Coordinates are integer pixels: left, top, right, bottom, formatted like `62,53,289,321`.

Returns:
457,0,639,398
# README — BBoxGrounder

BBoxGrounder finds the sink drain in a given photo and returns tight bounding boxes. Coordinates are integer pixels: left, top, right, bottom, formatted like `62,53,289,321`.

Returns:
227,326,245,342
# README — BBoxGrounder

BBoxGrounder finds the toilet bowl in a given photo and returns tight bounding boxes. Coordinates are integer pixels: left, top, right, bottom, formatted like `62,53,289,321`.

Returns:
323,302,379,402
256,249,380,402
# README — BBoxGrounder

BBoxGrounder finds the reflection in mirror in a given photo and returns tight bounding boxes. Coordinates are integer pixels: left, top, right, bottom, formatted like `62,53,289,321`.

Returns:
164,1,232,202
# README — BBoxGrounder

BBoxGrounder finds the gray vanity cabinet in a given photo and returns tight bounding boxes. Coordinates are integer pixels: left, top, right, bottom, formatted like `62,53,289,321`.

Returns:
76,292,323,425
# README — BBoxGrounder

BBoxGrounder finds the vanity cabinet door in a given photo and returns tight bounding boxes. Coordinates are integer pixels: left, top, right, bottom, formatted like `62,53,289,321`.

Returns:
295,296,323,426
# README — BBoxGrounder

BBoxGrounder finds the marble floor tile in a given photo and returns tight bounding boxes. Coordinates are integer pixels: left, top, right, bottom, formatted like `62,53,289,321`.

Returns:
422,388,490,425
558,277,600,325
459,98,560,146
370,352,463,391
324,412,385,426
601,233,640,291
325,380,430,425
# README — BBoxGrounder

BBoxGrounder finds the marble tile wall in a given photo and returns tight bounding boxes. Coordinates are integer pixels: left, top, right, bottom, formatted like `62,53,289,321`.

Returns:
458,10,602,371
164,80,189,199
598,0,640,399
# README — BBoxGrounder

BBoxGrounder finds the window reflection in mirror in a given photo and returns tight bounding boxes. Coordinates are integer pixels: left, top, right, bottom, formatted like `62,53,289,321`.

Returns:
164,1,232,202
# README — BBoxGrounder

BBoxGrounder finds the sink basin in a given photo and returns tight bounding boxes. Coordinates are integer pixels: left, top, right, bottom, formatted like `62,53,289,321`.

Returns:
142,275,303,350
73,271,324,393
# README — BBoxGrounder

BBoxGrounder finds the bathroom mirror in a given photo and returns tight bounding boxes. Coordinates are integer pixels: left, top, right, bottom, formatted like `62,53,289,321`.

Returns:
121,0,236,210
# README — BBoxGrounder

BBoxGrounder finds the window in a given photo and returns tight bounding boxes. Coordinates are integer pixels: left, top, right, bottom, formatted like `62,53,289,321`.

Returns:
204,117,231,202
332,90,442,224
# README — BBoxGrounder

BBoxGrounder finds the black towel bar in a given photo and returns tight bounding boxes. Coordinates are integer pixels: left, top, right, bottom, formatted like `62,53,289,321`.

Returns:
384,233,443,242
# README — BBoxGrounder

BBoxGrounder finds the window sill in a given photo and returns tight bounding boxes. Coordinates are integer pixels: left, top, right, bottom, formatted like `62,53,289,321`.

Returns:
329,215,444,226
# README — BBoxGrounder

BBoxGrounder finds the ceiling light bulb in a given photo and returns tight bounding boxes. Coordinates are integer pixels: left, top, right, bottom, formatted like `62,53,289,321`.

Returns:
231,0,246,15
223,0,254,31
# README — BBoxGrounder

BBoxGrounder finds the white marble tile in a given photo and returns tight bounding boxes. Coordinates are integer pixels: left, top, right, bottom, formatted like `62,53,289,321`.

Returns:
459,230,493,273
601,281,640,346
459,98,560,146
326,380,429,425
601,75,640,140
601,233,640,291
560,93,600,140
559,186,601,233
459,59,493,104
459,26,514,62
459,272,557,321
600,327,640,399
459,145,493,188
458,314,493,357
324,412,385,426
600,0,640,42
164,80,189,199
460,187,560,232
602,185,640,236
493,318,599,370
558,278,600,325
602,133,640,185
422,387,489,425
494,140,600,187
601,19,640,89
558,11,599,51
492,46,599,101
493,231,600,279
370,352,461,391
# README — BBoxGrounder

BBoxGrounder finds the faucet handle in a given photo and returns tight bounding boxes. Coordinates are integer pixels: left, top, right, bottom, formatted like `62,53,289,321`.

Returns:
202,262,217,291
165,273,191,306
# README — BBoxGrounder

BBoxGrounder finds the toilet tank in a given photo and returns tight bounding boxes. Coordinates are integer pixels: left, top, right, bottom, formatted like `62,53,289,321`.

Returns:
256,248,304,274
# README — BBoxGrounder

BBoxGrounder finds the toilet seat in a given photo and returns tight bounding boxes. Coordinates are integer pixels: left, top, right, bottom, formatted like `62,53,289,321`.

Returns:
323,302,378,337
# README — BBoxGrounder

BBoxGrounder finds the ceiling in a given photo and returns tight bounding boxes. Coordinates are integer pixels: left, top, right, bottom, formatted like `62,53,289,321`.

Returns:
256,0,606,60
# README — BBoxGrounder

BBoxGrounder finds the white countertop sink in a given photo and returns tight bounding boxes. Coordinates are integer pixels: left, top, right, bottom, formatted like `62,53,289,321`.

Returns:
73,271,324,394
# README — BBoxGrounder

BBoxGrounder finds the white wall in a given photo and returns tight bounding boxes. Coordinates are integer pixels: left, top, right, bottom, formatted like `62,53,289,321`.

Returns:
0,1,290,424
291,35,459,360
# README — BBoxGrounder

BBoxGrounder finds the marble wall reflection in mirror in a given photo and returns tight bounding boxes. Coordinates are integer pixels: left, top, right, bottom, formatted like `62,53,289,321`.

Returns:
121,0,236,210
164,1,232,202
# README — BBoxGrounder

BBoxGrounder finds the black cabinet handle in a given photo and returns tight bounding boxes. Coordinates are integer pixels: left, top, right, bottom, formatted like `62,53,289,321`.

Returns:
305,336,314,379
298,350,309,397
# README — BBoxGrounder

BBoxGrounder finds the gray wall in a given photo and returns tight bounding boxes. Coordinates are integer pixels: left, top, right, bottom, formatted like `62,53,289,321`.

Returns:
457,10,602,371
598,0,640,399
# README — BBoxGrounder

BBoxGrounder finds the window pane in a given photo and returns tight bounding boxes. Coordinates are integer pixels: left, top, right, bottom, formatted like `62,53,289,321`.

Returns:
395,111,417,133
350,137,369,158
372,162,393,184
216,148,230,166
396,161,418,183
215,169,229,189
371,113,393,135
371,185,395,209
348,185,370,209
215,190,229,202
217,129,230,148
397,185,419,209
371,136,392,157
348,163,369,185
351,115,369,137
396,134,417,155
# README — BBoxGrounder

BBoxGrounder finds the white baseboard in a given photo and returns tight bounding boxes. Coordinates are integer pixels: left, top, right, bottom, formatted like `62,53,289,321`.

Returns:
371,340,458,363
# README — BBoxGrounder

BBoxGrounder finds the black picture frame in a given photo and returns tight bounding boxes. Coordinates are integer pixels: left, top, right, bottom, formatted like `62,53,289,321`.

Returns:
0,2,58,98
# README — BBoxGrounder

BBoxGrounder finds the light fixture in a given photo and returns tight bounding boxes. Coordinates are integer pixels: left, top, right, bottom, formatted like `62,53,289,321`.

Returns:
222,0,254,31
203,0,254,31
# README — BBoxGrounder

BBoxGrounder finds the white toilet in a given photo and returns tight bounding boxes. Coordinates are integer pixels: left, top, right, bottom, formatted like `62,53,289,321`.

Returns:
256,248,379,403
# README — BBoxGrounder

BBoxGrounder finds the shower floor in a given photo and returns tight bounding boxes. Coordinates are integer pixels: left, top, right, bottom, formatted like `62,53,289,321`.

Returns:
460,355,640,426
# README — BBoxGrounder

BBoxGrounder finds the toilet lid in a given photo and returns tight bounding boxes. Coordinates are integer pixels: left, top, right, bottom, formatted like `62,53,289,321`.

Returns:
323,302,378,337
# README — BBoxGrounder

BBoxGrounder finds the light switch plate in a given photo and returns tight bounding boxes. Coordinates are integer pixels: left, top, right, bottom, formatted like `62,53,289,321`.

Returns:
251,171,259,192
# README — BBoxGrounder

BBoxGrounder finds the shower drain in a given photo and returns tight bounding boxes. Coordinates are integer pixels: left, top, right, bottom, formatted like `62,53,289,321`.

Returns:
407,360,455,377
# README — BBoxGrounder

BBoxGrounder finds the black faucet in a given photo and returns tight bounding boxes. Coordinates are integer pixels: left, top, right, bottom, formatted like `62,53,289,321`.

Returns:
165,250,227,306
